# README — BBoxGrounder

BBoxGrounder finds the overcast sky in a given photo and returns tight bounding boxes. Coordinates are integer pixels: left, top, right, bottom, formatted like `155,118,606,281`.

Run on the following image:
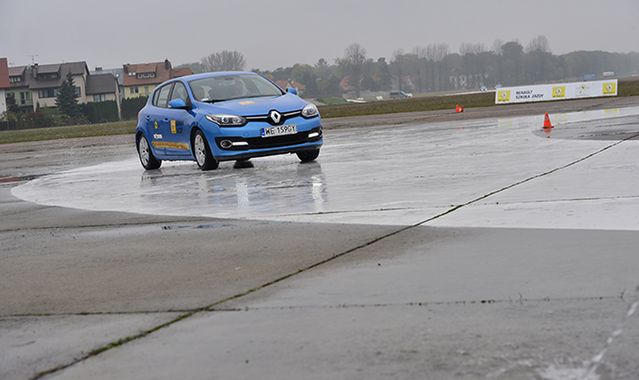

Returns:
1,0,638,70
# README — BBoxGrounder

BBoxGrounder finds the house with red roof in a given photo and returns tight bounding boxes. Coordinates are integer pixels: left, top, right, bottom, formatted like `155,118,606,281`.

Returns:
122,59,192,99
4,61,122,113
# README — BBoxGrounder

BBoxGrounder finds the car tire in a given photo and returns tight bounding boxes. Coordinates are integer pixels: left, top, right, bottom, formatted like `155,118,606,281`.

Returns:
192,129,219,171
137,134,162,170
297,149,320,163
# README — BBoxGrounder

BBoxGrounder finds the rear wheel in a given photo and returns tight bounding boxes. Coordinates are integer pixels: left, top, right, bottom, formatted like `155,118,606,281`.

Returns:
137,135,162,170
297,149,320,163
193,130,219,171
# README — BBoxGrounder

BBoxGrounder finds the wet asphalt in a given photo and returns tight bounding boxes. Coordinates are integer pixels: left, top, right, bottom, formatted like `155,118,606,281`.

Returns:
2,98,639,380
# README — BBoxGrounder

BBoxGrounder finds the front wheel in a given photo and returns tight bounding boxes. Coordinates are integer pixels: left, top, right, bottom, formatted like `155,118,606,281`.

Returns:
137,135,162,170
297,149,320,163
193,130,219,171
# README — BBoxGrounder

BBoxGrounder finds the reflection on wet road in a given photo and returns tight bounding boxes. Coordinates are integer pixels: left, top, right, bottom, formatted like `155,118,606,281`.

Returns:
12,107,639,228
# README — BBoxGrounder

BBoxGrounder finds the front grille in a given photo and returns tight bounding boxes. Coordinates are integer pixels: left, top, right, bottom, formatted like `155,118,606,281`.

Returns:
216,127,321,151
245,110,303,126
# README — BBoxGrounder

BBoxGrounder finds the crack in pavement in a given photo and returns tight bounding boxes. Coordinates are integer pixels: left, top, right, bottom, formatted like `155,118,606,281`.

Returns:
274,207,412,217
2,295,627,319
0,218,224,234
477,194,639,206
0,309,194,319
29,132,639,380
211,295,629,312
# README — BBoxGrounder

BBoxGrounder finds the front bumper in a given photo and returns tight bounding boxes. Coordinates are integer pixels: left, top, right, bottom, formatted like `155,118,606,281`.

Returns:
202,115,323,161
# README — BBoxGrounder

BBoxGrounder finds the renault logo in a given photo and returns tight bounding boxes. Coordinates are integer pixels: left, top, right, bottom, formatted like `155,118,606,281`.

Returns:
269,110,282,124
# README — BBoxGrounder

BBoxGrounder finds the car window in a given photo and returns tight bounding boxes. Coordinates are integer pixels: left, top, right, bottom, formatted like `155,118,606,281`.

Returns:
153,84,173,108
170,82,189,103
189,74,283,102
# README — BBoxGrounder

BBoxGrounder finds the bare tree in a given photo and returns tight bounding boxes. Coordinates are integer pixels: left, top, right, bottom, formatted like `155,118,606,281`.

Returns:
201,50,246,71
424,43,449,91
412,46,429,92
459,42,485,56
391,49,405,91
425,43,449,62
341,43,367,97
491,39,504,55
526,35,551,53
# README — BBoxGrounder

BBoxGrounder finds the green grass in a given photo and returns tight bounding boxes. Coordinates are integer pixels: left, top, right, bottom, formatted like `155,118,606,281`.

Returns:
2,80,639,145
318,92,494,118
618,79,639,97
0,120,136,145
316,97,349,105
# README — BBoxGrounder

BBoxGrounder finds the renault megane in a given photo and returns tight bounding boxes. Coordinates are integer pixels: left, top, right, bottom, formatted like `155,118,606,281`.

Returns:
136,71,323,170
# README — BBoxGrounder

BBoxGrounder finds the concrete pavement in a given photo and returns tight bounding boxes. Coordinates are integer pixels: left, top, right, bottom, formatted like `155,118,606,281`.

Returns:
2,100,639,380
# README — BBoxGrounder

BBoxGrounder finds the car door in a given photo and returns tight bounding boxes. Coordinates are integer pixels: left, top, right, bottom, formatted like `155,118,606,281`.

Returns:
149,83,173,156
163,81,193,157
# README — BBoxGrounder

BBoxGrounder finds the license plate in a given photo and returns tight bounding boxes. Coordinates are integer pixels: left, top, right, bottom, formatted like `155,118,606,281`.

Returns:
262,124,297,138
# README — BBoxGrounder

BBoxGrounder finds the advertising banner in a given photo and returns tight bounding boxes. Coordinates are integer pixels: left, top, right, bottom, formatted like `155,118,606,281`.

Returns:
495,79,618,104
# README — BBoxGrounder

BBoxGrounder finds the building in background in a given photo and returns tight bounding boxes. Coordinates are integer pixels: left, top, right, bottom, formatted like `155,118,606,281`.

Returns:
0,58,10,118
122,59,192,99
28,62,90,109
6,65,34,110
3,61,122,113
91,67,124,101
2,58,192,118
86,73,122,118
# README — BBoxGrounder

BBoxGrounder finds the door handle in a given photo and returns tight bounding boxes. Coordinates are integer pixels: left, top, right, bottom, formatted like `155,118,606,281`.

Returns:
145,115,151,120
163,118,169,121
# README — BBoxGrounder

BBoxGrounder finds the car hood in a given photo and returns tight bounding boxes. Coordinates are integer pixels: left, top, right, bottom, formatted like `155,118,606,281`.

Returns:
194,93,308,116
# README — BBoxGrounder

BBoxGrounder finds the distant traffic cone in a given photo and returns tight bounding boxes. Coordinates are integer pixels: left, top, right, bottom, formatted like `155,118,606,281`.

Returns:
455,104,464,113
543,112,553,129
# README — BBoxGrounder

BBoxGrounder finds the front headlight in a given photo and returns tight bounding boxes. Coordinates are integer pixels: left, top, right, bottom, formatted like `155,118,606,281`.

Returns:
205,114,246,127
301,103,319,118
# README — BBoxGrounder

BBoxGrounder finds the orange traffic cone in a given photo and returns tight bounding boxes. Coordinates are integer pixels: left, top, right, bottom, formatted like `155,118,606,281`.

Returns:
455,104,464,113
543,112,553,129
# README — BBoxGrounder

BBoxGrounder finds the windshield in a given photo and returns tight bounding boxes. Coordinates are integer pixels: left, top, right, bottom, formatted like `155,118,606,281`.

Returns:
189,74,283,102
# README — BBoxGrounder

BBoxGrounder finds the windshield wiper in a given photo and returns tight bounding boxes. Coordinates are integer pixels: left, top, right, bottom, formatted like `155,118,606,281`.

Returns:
241,95,278,99
200,95,279,103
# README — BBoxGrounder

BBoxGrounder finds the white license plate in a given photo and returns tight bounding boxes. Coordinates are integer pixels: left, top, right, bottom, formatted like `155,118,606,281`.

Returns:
262,124,297,138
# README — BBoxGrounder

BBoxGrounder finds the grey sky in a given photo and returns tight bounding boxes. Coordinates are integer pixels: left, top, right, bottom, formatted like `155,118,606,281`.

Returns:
1,0,638,70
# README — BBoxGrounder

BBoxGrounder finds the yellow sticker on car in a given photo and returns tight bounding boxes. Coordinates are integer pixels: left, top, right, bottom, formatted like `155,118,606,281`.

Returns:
497,90,511,103
603,82,617,95
239,101,256,105
170,120,177,134
552,86,566,98
154,120,159,129
152,141,190,150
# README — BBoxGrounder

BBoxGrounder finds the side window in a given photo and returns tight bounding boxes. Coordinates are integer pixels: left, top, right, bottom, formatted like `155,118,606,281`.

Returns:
170,82,189,103
153,84,173,108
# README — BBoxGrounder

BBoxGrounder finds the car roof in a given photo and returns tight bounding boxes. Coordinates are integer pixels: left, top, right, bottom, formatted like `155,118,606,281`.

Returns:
178,71,258,82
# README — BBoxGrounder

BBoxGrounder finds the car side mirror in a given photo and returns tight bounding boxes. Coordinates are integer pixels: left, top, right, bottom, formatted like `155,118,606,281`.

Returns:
168,98,189,109
286,87,298,95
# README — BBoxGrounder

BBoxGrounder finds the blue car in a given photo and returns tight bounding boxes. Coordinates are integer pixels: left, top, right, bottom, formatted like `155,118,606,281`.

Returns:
135,71,323,170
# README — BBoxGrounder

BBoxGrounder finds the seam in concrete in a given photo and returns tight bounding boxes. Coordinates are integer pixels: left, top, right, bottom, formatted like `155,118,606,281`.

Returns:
211,295,624,312
0,309,193,319
0,218,223,234
477,194,639,206
274,207,411,217
4,295,624,320
30,132,639,380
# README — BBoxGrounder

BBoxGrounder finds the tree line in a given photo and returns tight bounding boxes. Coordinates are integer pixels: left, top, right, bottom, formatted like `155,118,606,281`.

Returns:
179,37,639,98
